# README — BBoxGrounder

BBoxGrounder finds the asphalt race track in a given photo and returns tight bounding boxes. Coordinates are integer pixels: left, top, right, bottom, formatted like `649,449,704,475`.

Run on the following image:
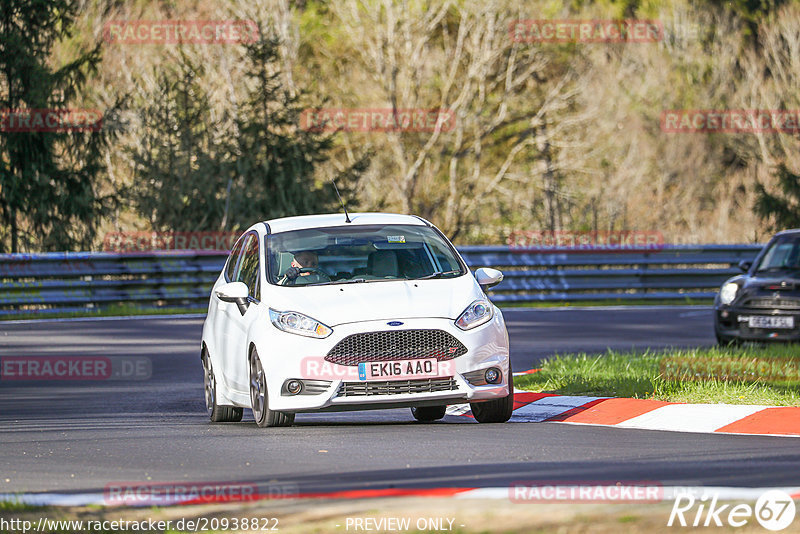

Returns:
1,307,798,497
504,306,715,370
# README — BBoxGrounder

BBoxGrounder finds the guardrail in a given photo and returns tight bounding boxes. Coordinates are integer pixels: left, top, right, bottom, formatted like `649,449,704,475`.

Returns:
460,244,761,303
0,244,763,316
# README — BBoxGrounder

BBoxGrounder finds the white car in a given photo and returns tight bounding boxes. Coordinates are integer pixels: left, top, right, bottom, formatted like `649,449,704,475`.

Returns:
200,212,513,427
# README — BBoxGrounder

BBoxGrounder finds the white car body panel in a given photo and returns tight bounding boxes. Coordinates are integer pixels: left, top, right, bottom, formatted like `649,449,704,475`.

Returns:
201,213,511,415
266,212,427,233
268,275,482,327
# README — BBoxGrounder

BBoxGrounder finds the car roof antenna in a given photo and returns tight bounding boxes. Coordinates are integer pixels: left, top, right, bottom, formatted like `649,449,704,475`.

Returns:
331,180,352,223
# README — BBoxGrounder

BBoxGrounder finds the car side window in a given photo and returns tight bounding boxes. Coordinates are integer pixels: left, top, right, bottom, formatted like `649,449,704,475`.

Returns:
225,237,246,282
236,233,261,301
427,239,460,272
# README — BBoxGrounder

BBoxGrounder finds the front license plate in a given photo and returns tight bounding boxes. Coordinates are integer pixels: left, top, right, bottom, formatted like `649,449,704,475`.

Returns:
358,358,438,381
748,316,794,329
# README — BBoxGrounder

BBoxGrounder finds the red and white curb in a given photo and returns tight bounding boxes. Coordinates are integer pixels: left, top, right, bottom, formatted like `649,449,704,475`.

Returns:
447,388,800,437
4,486,800,508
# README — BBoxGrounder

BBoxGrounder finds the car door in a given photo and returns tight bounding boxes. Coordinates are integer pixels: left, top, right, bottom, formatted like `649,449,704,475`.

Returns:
211,235,246,370
221,232,262,392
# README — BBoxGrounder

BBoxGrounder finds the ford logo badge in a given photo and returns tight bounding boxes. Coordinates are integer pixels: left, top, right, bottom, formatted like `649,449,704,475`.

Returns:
387,321,404,326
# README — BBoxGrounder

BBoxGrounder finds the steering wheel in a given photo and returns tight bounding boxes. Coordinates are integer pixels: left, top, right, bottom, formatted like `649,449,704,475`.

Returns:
297,267,331,281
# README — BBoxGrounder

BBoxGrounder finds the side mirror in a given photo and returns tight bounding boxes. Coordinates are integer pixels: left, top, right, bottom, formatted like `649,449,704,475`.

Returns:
216,281,249,315
738,260,752,273
475,267,504,289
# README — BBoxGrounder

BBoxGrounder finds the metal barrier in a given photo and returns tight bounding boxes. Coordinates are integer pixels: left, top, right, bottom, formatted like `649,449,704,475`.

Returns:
459,244,761,303
0,244,763,316
0,251,225,316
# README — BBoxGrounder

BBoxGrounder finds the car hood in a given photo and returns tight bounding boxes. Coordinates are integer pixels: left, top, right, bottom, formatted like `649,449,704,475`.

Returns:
741,273,800,290
267,274,484,327
736,273,800,300
719,272,800,306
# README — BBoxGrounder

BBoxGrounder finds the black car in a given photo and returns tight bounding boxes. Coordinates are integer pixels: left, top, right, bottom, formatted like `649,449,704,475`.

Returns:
714,229,800,344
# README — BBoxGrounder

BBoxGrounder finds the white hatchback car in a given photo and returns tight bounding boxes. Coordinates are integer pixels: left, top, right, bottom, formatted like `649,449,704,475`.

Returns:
201,213,513,427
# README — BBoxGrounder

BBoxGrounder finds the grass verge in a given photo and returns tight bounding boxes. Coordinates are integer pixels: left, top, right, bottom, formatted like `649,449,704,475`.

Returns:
0,498,43,513
515,344,800,406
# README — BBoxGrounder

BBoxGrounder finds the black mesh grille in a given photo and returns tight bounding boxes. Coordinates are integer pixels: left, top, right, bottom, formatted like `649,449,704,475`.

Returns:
337,377,458,397
325,329,467,366
743,298,800,310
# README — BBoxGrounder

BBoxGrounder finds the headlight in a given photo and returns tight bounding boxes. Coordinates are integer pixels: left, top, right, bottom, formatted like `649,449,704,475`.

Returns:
269,309,332,338
719,282,739,305
455,299,493,330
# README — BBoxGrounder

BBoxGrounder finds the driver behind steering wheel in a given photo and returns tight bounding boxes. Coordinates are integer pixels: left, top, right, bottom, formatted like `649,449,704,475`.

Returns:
279,251,326,285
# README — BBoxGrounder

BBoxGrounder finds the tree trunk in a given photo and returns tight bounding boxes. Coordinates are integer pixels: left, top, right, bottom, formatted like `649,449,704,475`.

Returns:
10,206,17,253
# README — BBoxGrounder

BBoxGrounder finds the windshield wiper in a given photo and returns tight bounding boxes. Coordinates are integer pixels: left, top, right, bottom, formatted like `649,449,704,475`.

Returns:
414,269,461,280
310,277,417,286
310,278,367,286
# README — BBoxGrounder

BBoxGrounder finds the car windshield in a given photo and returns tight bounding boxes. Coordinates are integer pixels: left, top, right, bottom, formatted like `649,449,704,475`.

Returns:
755,237,800,272
265,224,465,286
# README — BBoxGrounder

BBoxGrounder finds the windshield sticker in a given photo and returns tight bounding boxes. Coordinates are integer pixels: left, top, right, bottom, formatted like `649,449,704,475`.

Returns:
387,235,405,243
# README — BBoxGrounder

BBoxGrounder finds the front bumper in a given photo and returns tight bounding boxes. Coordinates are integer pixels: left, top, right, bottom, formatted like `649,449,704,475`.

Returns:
714,306,800,341
257,313,511,412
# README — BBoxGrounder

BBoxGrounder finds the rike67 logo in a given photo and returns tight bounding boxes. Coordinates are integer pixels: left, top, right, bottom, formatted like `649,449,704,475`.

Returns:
668,490,796,531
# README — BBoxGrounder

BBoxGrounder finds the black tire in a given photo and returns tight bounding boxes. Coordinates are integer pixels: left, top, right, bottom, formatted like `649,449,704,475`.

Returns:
249,349,294,428
716,333,741,347
411,405,447,422
470,366,514,423
202,350,243,423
